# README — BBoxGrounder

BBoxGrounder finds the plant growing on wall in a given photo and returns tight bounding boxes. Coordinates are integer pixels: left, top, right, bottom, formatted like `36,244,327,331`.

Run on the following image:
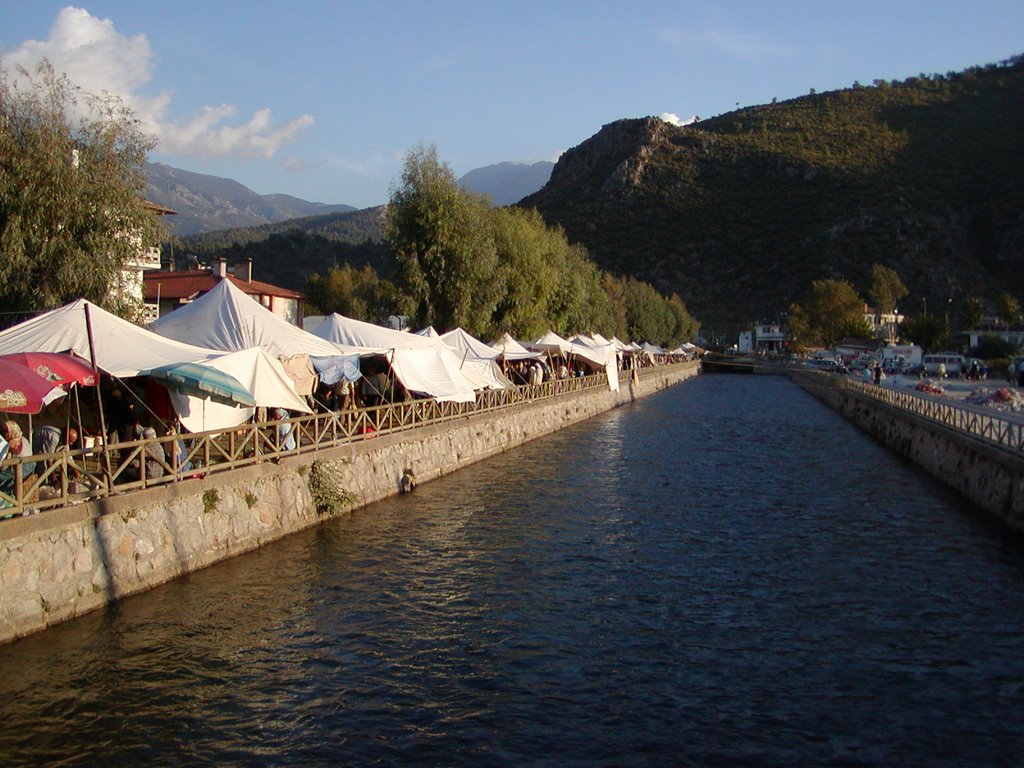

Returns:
308,461,357,517
202,489,219,515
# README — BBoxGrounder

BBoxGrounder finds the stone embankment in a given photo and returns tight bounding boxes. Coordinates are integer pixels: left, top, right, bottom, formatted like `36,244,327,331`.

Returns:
790,370,1024,531
0,363,699,644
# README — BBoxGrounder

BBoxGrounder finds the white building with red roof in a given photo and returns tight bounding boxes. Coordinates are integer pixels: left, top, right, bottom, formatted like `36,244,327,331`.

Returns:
143,257,304,326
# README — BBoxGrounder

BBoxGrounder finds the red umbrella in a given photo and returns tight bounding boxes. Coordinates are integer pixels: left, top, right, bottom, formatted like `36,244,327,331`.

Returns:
0,359,68,414
0,352,98,387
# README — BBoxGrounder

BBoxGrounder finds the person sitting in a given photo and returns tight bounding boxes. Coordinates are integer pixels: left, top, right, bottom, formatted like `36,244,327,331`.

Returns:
121,427,166,483
273,408,296,451
31,425,78,481
0,421,34,496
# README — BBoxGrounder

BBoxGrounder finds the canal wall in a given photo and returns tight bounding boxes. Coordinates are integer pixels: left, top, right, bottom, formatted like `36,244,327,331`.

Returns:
0,363,699,644
791,371,1024,531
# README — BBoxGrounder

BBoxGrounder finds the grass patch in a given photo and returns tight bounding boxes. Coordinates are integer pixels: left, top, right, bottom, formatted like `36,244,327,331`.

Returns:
202,489,220,514
308,461,358,517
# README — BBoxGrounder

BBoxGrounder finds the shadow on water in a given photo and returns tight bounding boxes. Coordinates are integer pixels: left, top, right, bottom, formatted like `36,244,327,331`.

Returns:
3,375,1024,766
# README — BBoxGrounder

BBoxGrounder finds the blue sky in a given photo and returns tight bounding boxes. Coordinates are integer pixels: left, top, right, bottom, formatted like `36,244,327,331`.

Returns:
2,2,1023,209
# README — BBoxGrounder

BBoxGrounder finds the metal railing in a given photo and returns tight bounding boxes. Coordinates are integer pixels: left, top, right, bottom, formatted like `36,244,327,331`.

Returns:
792,369,1024,455
1,362,694,519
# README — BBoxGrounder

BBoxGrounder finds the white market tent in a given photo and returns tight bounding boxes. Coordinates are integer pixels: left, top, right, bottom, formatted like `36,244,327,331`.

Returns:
310,314,479,403
150,278,363,359
530,331,619,391
167,346,312,433
567,335,620,392
0,298,223,376
490,333,541,361
149,279,369,394
439,328,512,390
0,298,310,431
530,331,573,357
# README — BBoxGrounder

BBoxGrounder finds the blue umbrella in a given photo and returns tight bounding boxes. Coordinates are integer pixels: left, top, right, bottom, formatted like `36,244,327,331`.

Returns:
148,362,256,407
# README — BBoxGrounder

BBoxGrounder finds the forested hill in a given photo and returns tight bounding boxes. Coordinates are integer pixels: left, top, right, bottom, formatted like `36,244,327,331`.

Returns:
520,56,1024,329
177,206,390,290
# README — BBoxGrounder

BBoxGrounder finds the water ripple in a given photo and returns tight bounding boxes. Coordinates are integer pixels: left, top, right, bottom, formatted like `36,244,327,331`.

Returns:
3,376,1024,766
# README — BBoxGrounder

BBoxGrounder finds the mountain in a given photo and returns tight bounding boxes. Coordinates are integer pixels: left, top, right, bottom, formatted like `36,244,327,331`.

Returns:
145,162,356,236
177,206,391,291
459,161,554,205
521,56,1024,330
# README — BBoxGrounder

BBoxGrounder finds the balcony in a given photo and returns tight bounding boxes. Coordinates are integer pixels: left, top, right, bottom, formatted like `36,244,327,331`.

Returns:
125,247,161,271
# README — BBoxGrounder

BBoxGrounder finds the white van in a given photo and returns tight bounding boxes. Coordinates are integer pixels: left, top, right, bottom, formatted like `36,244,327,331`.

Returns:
922,353,965,377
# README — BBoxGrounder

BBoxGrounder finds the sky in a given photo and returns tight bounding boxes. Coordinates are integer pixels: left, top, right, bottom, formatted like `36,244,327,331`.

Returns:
2,2,1023,209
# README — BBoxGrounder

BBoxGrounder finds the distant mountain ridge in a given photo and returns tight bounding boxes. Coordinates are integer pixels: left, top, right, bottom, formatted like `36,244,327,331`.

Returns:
522,56,1024,328
145,162,356,236
458,161,554,205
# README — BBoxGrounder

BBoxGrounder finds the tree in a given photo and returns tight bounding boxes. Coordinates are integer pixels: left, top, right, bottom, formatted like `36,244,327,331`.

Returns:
996,292,1021,328
900,314,948,351
387,145,499,335
489,206,563,339
866,264,908,340
790,279,866,347
304,264,400,322
961,297,985,330
972,334,1019,360
0,60,162,322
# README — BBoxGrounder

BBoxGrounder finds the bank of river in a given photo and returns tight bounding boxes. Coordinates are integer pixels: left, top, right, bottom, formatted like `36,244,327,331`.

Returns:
2,375,1023,766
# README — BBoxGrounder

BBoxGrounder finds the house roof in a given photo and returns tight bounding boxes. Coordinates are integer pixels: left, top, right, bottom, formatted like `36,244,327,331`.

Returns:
143,272,302,302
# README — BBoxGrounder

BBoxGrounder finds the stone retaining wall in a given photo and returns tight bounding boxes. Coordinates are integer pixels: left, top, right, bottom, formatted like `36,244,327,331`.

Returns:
792,371,1024,531
0,363,699,644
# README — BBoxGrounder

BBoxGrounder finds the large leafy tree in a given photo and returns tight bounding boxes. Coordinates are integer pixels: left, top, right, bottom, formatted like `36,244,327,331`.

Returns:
0,60,162,322
303,264,401,322
789,279,867,347
387,144,500,335
489,206,563,339
961,297,985,330
866,264,908,317
900,313,948,351
997,292,1021,328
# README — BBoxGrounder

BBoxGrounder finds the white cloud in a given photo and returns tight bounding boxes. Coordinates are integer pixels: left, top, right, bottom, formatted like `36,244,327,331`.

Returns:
2,6,313,159
659,112,698,127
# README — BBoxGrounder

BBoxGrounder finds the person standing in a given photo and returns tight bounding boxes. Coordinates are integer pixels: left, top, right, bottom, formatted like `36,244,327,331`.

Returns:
873,363,883,386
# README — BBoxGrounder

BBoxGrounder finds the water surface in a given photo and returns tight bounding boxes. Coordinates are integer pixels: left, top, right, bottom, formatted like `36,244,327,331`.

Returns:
2,375,1023,766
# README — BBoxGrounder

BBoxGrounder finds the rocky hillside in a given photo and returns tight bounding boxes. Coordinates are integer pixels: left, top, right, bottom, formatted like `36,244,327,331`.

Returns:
521,56,1024,329
146,162,355,236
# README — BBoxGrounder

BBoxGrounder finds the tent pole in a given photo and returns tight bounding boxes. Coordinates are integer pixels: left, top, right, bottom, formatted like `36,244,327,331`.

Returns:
84,304,113,488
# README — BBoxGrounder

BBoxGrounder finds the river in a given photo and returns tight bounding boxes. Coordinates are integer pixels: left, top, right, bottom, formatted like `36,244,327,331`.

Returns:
2,374,1024,766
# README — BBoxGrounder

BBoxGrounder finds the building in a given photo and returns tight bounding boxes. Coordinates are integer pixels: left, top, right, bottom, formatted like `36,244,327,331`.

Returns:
143,257,304,326
737,322,787,354
109,201,175,315
965,328,1024,350
864,304,905,342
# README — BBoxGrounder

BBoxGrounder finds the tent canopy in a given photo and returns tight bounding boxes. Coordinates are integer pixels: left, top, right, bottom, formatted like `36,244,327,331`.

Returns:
169,346,312,433
150,278,362,359
490,333,541,361
310,314,479,403
439,328,511,390
0,299,224,377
